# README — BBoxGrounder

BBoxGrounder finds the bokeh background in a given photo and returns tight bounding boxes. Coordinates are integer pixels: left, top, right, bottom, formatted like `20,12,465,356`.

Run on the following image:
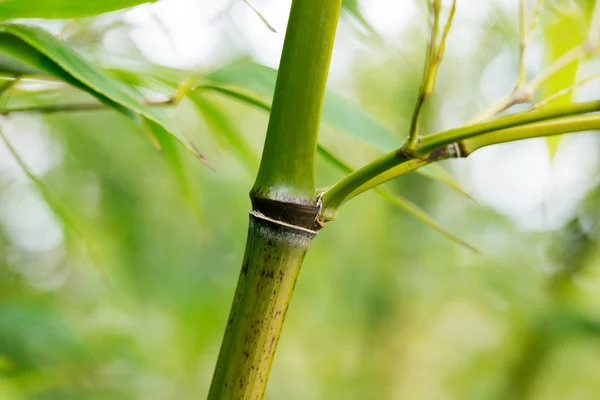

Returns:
2,0,600,398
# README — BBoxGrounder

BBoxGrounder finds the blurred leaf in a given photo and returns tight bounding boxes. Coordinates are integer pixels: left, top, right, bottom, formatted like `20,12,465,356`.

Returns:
0,124,106,273
0,301,83,371
317,146,477,251
544,308,600,338
376,189,478,253
0,23,209,166
418,164,474,200
189,92,258,172
541,5,587,159
341,0,376,36
206,61,469,196
242,0,277,33
206,61,401,151
0,0,153,20
143,119,206,224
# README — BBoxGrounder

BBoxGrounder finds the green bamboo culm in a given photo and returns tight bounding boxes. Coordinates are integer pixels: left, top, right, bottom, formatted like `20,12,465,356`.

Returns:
207,212,315,399
251,0,343,205
209,0,342,398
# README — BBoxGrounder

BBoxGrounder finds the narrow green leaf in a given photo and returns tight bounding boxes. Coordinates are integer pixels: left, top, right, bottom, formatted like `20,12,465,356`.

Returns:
316,145,477,251
0,0,154,20
143,119,206,225
418,164,474,200
541,6,587,159
189,92,258,172
376,189,479,253
0,23,209,166
0,125,107,273
242,0,277,33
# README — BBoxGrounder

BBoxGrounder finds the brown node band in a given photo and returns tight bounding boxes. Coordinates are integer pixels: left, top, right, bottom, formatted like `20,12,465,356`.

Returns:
250,195,321,231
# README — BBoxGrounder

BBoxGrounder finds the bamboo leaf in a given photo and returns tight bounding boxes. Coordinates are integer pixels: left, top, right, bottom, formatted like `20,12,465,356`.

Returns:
341,0,377,36
0,0,154,20
205,61,469,196
0,124,107,273
0,23,209,166
316,146,477,251
242,0,277,33
143,119,206,224
188,92,259,172
541,5,587,159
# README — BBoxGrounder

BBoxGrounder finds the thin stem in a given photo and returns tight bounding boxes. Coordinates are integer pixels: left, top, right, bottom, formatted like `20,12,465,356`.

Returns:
251,0,342,203
528,45,587,90
406,0,442,151
469,0,542,124
436,0,456,66
468,44,587,124
319,143,456,221
321,149,408,220
420,100,600,153
528,0,543,33
344,145,455,202
0,84,269,115
243,0,277,32
320,104,600,218
460,113,600,155
406,0,456,152
0,98,171,115
530,73,600,111
467,95,518,124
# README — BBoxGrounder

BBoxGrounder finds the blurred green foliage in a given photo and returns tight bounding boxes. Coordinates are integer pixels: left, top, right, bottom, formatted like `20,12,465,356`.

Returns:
1,0,600,399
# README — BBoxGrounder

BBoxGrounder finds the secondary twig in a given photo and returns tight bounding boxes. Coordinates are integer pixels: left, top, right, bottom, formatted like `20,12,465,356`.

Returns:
529,73,600,111
469,0,600,124
242,0,277,33
320,102,600,219
406,0,456,152
0,123,108,279
0,76,197,115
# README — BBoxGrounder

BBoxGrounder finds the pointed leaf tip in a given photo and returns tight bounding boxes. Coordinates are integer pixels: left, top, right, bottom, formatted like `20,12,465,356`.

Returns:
243,0,277,33
377,188,479,253
0,23,209,168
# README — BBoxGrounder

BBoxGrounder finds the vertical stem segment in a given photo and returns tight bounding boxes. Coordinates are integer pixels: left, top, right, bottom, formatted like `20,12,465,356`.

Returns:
252,0,343,203
210,1,341,398
208,212,316,399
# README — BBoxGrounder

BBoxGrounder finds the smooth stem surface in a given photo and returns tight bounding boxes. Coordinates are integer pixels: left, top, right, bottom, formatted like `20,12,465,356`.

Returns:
320,108,600,218
320,149,408,219
208,213,315,400
460,113,600,154
252,0,342,203
418,100,600,153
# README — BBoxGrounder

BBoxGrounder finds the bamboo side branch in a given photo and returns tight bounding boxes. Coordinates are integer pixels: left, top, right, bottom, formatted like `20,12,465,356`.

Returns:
469,0,600,124
320,111,600,220
405,0,455,152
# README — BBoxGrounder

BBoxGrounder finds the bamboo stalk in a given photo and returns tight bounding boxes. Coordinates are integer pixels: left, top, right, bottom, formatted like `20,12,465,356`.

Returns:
209,0,342,398
207,212,315,399
251,0,343,204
